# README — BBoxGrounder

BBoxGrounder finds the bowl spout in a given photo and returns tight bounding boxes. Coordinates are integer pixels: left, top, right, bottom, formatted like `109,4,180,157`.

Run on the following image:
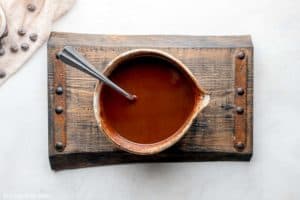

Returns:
200,94,210,110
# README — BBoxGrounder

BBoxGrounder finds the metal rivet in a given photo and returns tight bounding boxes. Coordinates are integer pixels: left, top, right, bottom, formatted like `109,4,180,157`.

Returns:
237,88,244,95
0,48,5,56
55,142,64,152
56,86,63,95
21,43,29,51
29,33,38,42
55,106,63,114
27,4,36,12
235,141,245,150
237,51,245,59
0,70,6,78
10,45,18,53
17,28,26,36
236,106,244,114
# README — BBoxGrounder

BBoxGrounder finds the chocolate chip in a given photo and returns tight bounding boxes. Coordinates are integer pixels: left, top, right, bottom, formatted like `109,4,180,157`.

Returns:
0,70,6,78
0,48,5,56
18,28,26,36
29,33,38,42
27,4,36,12
21,43,29,51
10,45,18,53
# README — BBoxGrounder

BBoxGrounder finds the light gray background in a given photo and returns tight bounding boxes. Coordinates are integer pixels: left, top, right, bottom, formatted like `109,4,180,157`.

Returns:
1,0,299,199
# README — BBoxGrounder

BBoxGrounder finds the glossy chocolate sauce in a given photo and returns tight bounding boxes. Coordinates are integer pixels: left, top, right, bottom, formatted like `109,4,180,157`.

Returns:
100,56,198,144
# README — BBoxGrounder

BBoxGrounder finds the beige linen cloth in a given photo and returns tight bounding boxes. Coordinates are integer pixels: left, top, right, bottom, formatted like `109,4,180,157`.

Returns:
0,0,75,86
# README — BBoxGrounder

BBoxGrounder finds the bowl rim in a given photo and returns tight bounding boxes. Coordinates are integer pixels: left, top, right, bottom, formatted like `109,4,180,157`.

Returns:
93,48,210,155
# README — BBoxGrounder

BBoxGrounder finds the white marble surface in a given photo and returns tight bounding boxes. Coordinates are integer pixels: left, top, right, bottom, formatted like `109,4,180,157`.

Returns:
0,0,300,199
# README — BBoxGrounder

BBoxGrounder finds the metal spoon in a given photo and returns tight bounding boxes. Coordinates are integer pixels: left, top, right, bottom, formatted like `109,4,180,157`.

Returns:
56,46,137,101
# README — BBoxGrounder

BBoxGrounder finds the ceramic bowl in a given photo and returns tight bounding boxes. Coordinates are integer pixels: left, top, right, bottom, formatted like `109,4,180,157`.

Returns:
94,49,209,155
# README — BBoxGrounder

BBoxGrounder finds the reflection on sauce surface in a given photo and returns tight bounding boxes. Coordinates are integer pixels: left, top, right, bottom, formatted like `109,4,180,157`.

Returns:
100,56,199,144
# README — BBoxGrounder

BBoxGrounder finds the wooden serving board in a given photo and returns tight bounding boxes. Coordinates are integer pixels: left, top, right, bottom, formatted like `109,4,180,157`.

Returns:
48,32,253,170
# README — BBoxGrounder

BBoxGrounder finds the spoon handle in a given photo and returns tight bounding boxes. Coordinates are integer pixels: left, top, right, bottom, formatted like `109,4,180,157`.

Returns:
56,46,136,101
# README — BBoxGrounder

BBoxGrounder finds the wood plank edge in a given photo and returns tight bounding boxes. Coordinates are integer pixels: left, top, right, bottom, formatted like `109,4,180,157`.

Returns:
49,152,252,171
47,48,54,155
48,32,253,48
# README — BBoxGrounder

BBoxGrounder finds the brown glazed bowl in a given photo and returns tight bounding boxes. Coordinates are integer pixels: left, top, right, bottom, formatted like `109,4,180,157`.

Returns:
93,49,210,155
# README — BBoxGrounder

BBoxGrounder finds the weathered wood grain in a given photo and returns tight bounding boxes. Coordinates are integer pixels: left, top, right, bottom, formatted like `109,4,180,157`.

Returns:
48,32,253,170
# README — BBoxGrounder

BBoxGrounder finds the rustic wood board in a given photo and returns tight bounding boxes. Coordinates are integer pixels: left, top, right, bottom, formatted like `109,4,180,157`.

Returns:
48,32,253,170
